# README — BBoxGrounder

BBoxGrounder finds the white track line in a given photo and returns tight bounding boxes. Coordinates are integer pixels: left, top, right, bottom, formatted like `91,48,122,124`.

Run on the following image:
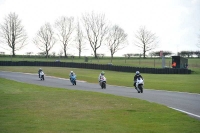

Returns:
169,107,200,118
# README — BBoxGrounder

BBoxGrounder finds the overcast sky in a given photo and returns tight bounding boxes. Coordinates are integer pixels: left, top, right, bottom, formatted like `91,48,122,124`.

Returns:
0,0,200,56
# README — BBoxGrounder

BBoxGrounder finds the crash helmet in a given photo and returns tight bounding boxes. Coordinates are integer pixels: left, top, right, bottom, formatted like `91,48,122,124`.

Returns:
39,68,42,70
70,71,73,74
136,71,140,75
101,71,105,75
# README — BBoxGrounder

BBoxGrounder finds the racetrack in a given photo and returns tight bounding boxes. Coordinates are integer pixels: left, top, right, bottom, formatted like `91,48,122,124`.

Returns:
1,71,200,120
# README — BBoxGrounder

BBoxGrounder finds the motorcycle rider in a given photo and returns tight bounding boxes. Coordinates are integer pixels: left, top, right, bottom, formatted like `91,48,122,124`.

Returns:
38,68,42,78
98,71,105,85
69,71,75,80
133,71,143,89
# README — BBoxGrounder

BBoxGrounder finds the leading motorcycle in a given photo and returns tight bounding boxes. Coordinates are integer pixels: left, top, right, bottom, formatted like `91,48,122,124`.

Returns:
135,77,144,93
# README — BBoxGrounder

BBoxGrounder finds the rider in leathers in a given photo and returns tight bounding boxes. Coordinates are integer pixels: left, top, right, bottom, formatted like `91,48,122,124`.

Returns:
38,68,42,78
98,71,105,86
133,71,143,89
69,71,75,80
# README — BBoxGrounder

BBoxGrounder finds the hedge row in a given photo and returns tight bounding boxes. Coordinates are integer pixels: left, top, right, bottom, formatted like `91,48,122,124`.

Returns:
0,61,191,74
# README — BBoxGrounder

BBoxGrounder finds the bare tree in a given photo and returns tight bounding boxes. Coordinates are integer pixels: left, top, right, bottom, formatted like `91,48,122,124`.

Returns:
0,12,28,56
123,53,134,59
106,25,128,62
75,20,86,58
26,52,33,56
149,51,173,57
197,33,200,48
134,26,158,58
55,16,74,58
82,12,108,58
179,51,194,58
58,49,63,57
194,51,200,58
33,23,56,58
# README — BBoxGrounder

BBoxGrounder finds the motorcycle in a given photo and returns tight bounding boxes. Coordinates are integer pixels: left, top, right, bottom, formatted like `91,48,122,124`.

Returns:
39,71,45,80
135,77,144,93
100,76,106,89
70,74,76,85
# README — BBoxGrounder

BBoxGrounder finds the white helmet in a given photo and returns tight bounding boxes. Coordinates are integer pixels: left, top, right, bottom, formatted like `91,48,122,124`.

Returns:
136,71,140,75
71,71,73,74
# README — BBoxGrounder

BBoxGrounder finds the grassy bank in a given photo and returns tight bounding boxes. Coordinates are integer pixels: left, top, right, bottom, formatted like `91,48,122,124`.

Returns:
0,66,200,93
0,78,200,133
1,56,200,69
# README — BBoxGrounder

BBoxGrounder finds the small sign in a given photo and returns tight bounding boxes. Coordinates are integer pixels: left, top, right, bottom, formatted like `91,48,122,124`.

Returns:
160,51,163,57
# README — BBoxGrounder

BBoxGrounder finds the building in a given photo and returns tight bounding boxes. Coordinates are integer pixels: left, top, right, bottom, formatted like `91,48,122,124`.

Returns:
172,56,188,69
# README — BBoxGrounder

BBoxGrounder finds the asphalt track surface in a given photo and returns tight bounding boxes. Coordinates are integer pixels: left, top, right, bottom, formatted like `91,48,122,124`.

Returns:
1,71,200,120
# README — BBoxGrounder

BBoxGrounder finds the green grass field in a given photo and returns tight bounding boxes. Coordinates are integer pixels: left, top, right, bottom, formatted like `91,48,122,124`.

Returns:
1,78,200,133
0,58,200,132
1,56,200,69
0,66,200,93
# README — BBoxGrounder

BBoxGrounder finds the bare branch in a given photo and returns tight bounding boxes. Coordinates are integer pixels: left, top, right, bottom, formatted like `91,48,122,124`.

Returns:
0,12,28,56
33,23,56,58
134,26,158,58
82,12,108,58
74,19,86,58
105,25,128,62
54,16,74,57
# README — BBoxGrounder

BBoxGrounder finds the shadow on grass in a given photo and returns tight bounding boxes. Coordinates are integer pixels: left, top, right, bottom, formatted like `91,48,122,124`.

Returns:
126,109,137,112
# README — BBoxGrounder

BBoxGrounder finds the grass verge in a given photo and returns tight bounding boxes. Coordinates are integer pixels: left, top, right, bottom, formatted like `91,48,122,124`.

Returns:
0,78,200,133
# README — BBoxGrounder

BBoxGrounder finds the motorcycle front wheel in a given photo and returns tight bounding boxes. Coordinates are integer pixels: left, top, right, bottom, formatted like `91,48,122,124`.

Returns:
102,82,106,89
139,85,143,93
101,83,104,89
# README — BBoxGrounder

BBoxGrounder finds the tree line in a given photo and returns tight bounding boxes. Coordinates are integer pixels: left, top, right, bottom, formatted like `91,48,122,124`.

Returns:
123,50,200,58
0,12,199,61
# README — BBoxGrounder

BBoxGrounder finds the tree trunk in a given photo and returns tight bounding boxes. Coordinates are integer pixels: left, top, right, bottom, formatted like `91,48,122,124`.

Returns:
143,45,146,58
46,50,49,58
64,49,68,58
12,48,15,56
79,51,81,58
94,49,97,58
110,54,113,63
143,52,146,58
